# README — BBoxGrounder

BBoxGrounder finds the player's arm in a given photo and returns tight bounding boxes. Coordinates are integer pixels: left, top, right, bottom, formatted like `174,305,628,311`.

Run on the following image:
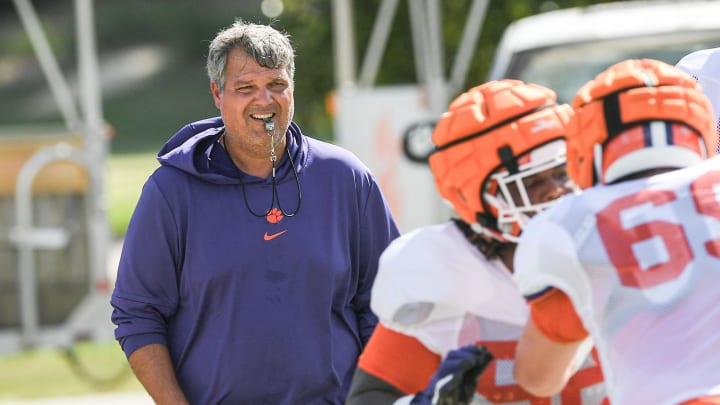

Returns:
514,288,589,397
347,368,406,404
346,323,441,404
128,343,189,405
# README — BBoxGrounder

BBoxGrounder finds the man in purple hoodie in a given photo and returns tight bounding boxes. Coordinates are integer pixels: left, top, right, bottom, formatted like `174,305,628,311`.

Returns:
110,19,400,405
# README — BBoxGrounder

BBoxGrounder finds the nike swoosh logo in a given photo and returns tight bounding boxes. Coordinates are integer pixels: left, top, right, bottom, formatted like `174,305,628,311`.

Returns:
263,230,288,241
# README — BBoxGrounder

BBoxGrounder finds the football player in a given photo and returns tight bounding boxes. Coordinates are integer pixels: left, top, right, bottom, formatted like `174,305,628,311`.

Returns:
513,59,720,405
347,79,607,405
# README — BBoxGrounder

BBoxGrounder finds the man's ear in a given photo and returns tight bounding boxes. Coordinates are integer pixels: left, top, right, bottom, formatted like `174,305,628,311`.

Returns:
210,82,221,109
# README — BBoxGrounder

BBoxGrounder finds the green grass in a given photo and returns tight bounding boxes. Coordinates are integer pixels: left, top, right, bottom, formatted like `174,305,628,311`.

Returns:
107,151,158,237
0,341,144,400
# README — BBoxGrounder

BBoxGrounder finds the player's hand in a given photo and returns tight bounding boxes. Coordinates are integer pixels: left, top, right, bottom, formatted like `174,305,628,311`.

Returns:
410,344,494,405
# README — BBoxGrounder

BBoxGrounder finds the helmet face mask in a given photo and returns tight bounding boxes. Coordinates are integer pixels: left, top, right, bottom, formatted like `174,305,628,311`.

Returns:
485,139,574,242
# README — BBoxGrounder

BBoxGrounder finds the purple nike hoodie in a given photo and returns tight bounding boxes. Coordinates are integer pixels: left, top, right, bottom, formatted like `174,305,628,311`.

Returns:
111,117,400,404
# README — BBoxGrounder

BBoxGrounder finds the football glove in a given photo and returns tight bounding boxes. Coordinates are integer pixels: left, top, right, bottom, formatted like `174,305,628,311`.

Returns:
410,344,494,405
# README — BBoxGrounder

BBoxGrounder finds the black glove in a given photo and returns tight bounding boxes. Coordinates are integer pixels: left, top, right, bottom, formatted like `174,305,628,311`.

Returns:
410,344,494,405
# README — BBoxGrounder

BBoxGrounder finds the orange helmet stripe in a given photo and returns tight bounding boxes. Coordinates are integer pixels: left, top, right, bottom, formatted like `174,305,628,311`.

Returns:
670,122,705,156
602,125,647,177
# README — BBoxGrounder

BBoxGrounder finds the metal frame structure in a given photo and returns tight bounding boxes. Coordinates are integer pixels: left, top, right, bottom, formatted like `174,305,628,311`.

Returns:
329,0,490,232
5,0,112,352
331,0,490,115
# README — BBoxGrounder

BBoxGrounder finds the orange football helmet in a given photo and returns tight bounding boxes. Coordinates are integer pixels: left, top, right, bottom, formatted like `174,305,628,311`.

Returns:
567,58,717,188
429,79,574,242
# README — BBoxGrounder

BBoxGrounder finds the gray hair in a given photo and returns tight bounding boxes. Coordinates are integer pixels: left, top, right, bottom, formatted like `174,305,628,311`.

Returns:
207,19,295,91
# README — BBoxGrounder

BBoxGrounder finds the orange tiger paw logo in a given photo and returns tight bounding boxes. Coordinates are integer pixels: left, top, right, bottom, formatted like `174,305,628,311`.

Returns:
266,207,284,224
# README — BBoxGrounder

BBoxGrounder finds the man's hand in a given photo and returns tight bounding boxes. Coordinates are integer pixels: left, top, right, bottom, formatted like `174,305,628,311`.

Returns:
410,344,494,405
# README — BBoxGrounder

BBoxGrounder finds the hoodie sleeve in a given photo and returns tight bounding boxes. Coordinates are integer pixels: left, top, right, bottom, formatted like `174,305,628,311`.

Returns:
355,178,400,345
111,174,182,358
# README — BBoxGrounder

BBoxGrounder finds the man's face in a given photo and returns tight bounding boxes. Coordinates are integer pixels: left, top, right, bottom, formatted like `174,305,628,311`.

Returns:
210,47,294,158
492,140,578,228
505,163,574,211
490,156,576,239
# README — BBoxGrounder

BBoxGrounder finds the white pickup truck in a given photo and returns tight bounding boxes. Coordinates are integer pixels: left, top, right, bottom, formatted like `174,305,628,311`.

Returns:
336,0,720,233
487,0,720,102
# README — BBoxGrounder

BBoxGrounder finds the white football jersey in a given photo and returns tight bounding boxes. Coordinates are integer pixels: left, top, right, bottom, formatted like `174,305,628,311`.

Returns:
514,156,720,405
372,221,606,404
676,47,720,151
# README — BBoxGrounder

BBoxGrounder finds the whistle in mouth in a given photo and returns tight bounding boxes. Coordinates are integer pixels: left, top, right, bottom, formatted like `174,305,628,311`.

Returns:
264,119,275,132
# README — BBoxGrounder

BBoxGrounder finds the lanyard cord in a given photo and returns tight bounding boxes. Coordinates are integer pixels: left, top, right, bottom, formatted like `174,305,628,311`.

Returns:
220,132,302,218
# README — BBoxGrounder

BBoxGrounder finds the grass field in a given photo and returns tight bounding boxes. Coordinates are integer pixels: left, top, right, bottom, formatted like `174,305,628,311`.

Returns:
107,151,159,237
0,341,144,400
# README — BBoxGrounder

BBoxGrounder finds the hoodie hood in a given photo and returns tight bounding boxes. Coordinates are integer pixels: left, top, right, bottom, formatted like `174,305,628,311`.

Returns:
157,116,307,185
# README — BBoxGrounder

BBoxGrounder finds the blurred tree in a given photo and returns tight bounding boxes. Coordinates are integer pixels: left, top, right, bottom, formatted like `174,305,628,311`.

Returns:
273,1,336,140
276,0,618,140
0,0,619,153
